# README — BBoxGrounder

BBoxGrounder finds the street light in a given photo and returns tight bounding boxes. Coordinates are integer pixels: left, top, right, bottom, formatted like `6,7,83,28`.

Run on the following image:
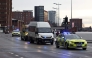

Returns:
52,7,58,26
53,3,61,26
71,0,72,19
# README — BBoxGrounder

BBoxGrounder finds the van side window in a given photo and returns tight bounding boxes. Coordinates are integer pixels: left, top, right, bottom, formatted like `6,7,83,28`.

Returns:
28,26,36,32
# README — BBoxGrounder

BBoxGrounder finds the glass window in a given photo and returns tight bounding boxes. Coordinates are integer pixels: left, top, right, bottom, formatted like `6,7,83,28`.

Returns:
37,28,52,33
65,34,80,39
28,26,36,32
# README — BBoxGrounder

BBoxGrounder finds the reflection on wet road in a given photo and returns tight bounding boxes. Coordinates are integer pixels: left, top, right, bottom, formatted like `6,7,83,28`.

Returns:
0,33,92,58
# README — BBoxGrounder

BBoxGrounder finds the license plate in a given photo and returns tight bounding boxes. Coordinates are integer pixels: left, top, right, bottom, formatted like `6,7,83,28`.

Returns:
77,44,82,46
45,41,49,42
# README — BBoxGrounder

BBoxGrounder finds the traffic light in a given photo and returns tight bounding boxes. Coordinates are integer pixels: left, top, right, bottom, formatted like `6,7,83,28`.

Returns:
63,16,68,24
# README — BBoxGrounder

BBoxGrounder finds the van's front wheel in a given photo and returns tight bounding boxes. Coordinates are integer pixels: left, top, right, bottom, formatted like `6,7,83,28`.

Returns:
51,42,53,45
36,38,40,44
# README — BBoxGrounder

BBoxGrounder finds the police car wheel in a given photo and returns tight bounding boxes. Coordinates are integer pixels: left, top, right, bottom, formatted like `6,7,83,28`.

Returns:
82,48,87,50
21,36,24,41
56,45,59,48
56,42,59,48
12,35,13,37
65,43,69,49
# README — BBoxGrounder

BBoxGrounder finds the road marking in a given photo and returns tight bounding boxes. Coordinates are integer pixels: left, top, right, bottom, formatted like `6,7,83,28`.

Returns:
84,56,90,57
15,55,19,56
20,57,24,58
62,54,70,56
68,52,73,54
11,53,14,54
51,51,57,53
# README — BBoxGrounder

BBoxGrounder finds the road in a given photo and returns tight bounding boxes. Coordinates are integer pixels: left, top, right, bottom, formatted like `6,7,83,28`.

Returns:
0,33,92,58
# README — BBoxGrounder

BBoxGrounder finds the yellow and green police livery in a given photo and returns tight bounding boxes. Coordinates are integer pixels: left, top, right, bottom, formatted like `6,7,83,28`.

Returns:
55,32,87,50
12,30,20,37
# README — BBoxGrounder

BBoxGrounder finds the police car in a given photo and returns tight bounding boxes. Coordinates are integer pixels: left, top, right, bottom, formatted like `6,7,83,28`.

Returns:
55,32,87,50
12,29,20,37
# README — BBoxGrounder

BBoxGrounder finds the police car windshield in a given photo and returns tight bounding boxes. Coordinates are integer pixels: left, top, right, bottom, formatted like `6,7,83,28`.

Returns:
37,28,52,33
65,34,80,39
13,30,20,32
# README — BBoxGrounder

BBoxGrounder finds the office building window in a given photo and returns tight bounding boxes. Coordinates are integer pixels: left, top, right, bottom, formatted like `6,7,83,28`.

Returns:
2,3,6,5
39,12,44,15
39,7,44,9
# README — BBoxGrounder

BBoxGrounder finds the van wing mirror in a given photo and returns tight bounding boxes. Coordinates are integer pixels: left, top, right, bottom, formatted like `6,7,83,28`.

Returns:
53,31,54,34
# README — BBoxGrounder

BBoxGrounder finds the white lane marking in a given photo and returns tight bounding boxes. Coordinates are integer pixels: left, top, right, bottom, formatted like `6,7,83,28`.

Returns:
51,51,57,53
62,54,70,56
57,52,71,56
15,55,19,56
20,57,24,58
51,51,72,56
68,52,73,54
84,56,90,57
11,53,14,54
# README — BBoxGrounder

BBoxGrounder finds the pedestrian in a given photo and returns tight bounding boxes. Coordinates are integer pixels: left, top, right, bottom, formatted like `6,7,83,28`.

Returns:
56,31,59,37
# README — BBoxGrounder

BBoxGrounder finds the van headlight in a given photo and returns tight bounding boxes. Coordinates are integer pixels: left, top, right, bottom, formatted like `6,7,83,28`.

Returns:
25,33,28,35
38,34,41,38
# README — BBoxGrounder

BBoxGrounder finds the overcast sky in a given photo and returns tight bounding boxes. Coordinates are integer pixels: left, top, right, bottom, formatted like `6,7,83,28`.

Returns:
12,0,92,27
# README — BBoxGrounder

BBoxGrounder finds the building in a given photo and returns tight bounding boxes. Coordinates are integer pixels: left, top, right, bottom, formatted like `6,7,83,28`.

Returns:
34,6,44,21
44,10,48,22
12,18,23,31
12,10,33,25
0,0,12,32
70,18,82,31
48,11,56,24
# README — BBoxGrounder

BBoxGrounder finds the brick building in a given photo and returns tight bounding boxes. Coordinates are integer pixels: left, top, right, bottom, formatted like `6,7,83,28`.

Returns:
70,18,82,31
12,10,33,25
12,18,23,31
44,10,48,22
0,0,12,32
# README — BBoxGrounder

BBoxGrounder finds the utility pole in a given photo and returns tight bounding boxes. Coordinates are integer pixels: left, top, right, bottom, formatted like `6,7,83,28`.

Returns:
71,0,72,19
53,3,61,26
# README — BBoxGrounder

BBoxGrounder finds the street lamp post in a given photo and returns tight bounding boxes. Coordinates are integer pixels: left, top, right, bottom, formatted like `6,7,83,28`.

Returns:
71,0,72,19
53,7,58,26
53,3,61,26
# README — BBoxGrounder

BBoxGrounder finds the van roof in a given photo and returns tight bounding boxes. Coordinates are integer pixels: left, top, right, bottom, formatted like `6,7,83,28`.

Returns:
37,22,50,27
29,21,51,27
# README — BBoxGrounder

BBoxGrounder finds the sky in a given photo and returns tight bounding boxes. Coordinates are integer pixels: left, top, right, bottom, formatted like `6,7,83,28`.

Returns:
12,0,92,27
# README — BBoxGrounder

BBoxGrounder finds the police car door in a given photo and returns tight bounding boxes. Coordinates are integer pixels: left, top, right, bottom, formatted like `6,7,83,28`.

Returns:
61,35,66,46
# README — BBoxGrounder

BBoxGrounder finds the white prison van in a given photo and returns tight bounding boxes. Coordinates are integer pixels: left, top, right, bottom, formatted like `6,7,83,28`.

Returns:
28,21,54,45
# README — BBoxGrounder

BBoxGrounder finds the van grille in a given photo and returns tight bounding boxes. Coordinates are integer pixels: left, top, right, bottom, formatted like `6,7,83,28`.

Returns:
41,36,51,38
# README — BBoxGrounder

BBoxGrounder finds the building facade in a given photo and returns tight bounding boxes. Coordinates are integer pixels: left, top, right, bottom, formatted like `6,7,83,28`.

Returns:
12,10,33,25
70,18,82,31
34,6,44,21
0,0,12,32
44,10,48,22
12,18,23,31
48,11,56,24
